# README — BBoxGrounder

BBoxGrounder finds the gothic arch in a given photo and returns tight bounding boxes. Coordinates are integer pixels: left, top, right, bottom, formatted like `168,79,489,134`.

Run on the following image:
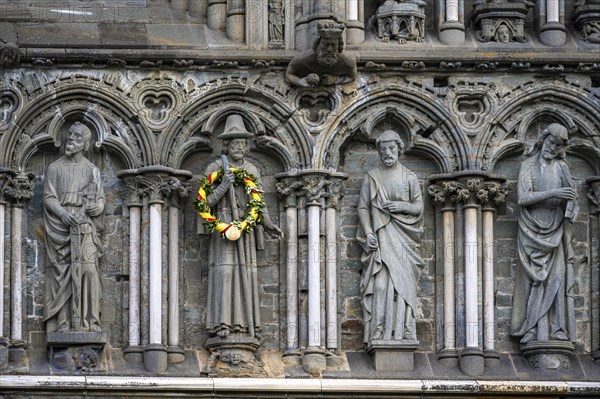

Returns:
317,87,471,173
1,81,153,171
159,82,313,171
477,84,600,173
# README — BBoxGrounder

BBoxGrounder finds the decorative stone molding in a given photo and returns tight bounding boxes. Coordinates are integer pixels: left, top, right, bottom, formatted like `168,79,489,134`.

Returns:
160,176,191,209
4,172,34,207
573,1,600,43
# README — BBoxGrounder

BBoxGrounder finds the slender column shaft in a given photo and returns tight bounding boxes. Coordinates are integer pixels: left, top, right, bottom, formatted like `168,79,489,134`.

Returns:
446,0,459,21
149,203,163,345
226,0,245,42
325,207,337,350
168,206,180,347
0,203,4,337
482,210,495,351
547,0,559,22
129,206,142,347
347,0,358,20
286,206,299,351
464,206,478,348
442,209,456,350
207,0,227,30
307,203,321,348
10,206,22,341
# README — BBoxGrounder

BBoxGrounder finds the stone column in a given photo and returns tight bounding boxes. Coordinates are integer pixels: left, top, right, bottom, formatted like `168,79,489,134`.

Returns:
476,179,506,368
160,175,191,365
300,172,328,376
346,0,365,45
428,180,460,366
138,170,171,374
324,175,346,351
456,177,486,377
538,0,566,46
0,169,15,368
276,177,303,363
120,173,144,363
227,0,246,42
588,177,600,366
5,172,34,363
208,0,227,30
436,0,465,45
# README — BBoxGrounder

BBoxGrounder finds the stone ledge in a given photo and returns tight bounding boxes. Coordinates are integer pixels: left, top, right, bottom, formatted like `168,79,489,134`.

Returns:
1,376,599,395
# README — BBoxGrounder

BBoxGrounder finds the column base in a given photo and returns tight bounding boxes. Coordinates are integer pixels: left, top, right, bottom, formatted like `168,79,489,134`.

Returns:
124,345,144,363
439,21,465,46
539,22,566,47
8,339,27,363
144,343,168,373
437,348,459,367
282,349,302,365
167,345,186,364
521,341,574,371
484,349,501,367
367,340,419,371
460,347,484,376
302,347,327,377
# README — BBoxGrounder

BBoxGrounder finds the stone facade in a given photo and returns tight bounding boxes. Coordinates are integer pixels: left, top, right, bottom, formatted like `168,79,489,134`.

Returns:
0,0,599,397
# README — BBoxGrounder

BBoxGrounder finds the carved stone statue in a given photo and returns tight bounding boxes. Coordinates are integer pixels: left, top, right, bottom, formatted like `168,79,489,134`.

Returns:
373,0,427,44
511,124,578,352
582,21,600,43
472,0,531,43
43,122,105,334
286,21,357,87
268,0,285,47
357,130,424,345
203,114,283,365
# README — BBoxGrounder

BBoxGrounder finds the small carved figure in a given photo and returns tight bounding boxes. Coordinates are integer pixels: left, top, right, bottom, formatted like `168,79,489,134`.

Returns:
43,122,105,333
582,22,600,43
268,0,285,45
373,0,427,44
357,130,424,343
286,21,357,87
204,114,283,340
511,123,578,345
495,24,512,43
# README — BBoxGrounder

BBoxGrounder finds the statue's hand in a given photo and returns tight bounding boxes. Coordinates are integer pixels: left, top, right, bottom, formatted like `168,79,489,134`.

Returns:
61,211,79,227
367,233,379,251
320,74,338,85
554,187,576,201
265,222,285,240
221,169,235,189
382,201,406,213
86,204,103,217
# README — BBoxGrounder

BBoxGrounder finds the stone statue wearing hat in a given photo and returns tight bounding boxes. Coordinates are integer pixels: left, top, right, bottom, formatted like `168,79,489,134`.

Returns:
511,123,578,346
203,114,283,346
286,21,357,87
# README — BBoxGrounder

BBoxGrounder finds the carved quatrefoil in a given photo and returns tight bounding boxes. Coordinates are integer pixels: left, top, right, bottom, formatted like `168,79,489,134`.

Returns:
296,89,337,129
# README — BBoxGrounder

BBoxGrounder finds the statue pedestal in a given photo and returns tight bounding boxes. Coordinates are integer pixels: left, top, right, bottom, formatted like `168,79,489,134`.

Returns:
47,331,107,372
206,334,259,368
521,341,574,371
367,340,419,371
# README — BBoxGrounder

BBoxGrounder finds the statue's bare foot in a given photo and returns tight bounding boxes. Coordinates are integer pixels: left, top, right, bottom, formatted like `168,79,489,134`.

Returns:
217,328,230,338
90,325,102,333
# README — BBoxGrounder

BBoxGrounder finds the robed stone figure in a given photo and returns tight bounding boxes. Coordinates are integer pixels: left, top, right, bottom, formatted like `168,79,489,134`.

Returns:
357,130,424,343
511,123,578,344
204,115,283,341
43,122,105,333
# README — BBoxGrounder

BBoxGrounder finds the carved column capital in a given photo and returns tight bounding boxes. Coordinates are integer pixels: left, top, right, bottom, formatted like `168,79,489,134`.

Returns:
137,176,165,205
474,179,508,211
428,180,461,210
300,173,330,205
323,175,348,210
0,168,16,204
587,177,600,215
160,176,191,208
4,172,34,207
120,174,145,207
276,177,304,208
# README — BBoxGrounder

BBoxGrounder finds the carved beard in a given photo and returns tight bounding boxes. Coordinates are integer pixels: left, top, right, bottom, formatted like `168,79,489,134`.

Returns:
65,140,84,157
316,48,338,67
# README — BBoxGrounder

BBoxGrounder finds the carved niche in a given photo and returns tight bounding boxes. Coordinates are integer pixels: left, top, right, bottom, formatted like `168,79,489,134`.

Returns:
471,0,532,43
374,0,427,44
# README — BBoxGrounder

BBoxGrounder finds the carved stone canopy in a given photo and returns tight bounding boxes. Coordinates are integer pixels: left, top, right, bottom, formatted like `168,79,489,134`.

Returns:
375,0,427,44
573,4,600,43
472,3,530,43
